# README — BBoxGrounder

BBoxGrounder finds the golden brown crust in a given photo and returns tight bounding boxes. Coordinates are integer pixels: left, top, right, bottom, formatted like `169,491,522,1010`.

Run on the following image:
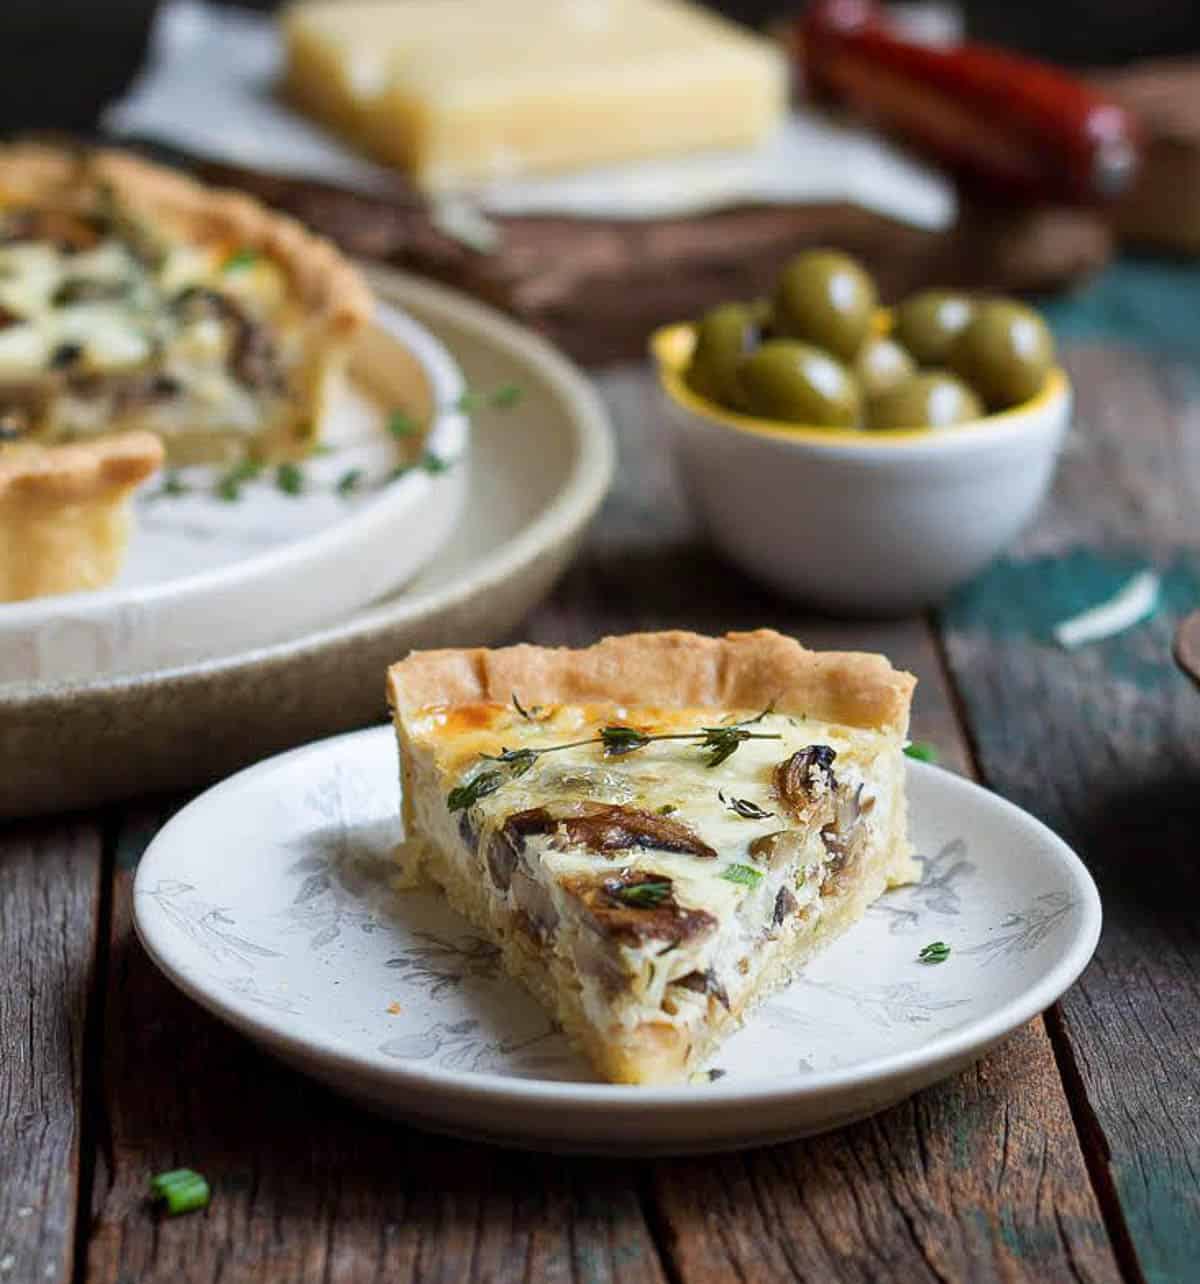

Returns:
0,143,372,337
0,431,163,502
388,629,915,735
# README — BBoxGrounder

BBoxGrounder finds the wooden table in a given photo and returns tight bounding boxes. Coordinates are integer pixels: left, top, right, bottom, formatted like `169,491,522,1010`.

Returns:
3,315,1199,1282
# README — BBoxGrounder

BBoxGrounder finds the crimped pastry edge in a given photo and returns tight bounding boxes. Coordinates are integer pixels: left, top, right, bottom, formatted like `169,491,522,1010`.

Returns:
388,629,915,737
0,142,372,337
0,430,163,502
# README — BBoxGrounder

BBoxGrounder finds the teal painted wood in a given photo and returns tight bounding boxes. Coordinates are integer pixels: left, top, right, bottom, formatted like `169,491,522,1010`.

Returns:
938,340,1200,1284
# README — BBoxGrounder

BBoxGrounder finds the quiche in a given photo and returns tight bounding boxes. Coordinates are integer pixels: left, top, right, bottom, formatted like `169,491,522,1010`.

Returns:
0,431,163,601
0,145,372,465
388,630,917,1085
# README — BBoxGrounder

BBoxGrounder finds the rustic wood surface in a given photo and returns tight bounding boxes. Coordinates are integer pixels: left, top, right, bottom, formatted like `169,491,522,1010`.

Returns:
3,329,1198,1281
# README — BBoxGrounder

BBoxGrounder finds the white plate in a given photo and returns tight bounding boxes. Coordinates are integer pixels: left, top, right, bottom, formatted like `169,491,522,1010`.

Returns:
0,270,615,817
134,726,1102,1155
0,302,468,685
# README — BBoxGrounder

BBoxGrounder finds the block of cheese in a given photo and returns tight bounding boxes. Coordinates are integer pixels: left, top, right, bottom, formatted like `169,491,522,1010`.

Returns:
282,0,789,191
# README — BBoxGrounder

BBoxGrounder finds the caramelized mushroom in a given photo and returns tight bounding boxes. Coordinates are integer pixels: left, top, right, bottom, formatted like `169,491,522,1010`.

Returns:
500,802,716,860
561,871,717,948
671,968,731,1010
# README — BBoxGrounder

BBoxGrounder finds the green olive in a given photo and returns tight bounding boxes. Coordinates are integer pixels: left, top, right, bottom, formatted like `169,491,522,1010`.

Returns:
738,339,862,427
855,335,916,398
772,250,878,362
867,372,983,431
893,290,975,365
685,302,763,410
948,299,1055,410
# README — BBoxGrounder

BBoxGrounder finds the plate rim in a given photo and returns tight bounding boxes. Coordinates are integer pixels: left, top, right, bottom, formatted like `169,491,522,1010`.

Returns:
0,269,616,703
133,724,1103,1115
0,300,467,631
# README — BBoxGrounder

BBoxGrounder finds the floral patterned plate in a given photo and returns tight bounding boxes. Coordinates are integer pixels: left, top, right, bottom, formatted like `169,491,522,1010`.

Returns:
133,726,1101,1155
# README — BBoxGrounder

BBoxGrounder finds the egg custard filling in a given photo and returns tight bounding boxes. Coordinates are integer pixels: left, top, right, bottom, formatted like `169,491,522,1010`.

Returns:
0,146,371,465
389,630,917,1085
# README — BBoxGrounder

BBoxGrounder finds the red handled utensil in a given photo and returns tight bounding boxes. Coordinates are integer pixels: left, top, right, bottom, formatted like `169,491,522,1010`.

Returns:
787,0,1141,205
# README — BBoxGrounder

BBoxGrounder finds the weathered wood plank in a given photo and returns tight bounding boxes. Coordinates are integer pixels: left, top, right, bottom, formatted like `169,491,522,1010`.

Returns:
85,806,668,1284
0,816,103,1284
524,365,1121,1283
938,341,1200,1284
651,1022,1116,1283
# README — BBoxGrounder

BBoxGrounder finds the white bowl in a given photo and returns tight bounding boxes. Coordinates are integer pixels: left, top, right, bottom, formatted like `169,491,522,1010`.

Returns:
652,324,1072,615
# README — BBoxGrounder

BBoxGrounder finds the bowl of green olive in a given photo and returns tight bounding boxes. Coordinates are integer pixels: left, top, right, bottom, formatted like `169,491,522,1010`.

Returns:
651,249,1071,614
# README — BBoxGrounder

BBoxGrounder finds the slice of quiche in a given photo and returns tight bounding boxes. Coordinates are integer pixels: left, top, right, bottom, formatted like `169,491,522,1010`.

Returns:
388,630,917,1085
0,145,371,465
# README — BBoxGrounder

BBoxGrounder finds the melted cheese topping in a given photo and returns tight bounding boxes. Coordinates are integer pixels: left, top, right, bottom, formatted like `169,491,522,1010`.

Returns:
0,210,302,449
406,700,902,1036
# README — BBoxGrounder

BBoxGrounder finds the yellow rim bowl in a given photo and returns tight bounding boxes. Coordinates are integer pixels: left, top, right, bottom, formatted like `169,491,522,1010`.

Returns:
650,319,1068,447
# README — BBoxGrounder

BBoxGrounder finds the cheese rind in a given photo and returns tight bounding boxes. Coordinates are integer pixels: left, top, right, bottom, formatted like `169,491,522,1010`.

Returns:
283,0,790,190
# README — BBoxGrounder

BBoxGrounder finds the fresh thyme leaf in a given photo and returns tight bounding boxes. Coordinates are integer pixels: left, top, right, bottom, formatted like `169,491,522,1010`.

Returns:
481,747,539,776
720,863,763,887
387,410,420,438
904,741,939,763
735,701,777,727
150,469,190,500
214,458,261,502
421,451,450,474
611,880,672,908
719,792,774,820
275,461,304,496
454,383,524,414
512,692,532,720
918,940,951,964
658,804,678,815
446,770,506,812
387,463,412,484
599,725,651,756
222,247,258,273
700,725,780,768
336,468,363,497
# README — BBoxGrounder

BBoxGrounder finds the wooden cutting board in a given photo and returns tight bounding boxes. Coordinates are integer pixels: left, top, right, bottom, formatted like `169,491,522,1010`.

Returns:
196,157,1112,367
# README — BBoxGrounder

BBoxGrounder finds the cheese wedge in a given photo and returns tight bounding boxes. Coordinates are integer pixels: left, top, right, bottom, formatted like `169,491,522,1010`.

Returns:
283,0,790,190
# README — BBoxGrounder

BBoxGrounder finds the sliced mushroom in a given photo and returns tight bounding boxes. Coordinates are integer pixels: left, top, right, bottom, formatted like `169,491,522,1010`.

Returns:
671,968,731,1011
501,802,716,860
774,745,837,821
773,886,798,926
561,871,717,948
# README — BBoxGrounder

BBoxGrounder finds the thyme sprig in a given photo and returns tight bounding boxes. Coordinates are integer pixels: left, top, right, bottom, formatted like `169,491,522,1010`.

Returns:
446,707,782,812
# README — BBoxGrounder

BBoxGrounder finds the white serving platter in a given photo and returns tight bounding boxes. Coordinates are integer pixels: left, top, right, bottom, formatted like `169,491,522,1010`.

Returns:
133,726,1102,1155
0,301,468,685
0,270,615,817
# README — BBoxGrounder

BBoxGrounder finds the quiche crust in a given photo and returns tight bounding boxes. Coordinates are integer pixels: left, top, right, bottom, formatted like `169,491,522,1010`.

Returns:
388,629,914,737
0,431,163,601
389,631,917,1085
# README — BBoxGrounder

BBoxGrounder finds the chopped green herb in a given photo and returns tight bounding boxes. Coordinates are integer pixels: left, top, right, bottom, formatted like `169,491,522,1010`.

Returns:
454,383,524,414
599,725,651,756
309,441,334,457
489,382,523,408
214,458,262,502
387,410,420,438
446,770,506,812
611,880,672,908
904,742,939,763
420,451,450,474
387,463,412,484
275,461,304,496
149,469,190,500
720,863,763,887
658,804,678,815
149,1168,210,1217
222,247,258,273
719,791,774,820
918,941,950,964
336,468,363,497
